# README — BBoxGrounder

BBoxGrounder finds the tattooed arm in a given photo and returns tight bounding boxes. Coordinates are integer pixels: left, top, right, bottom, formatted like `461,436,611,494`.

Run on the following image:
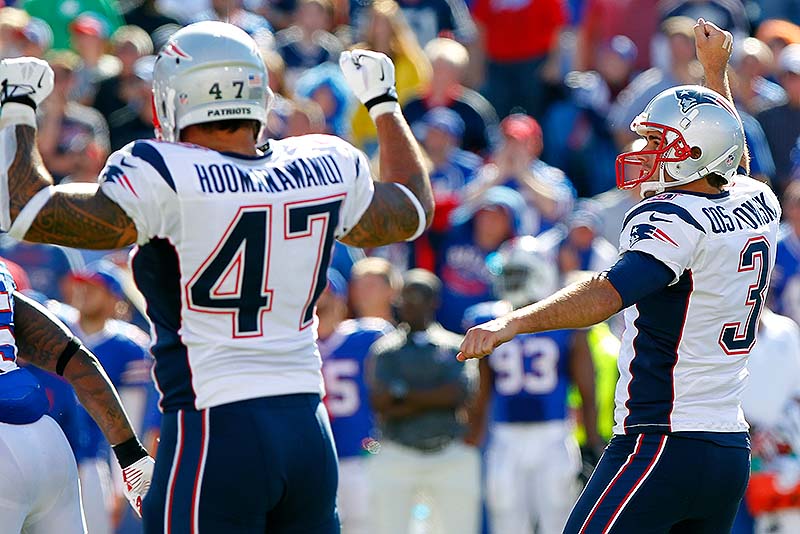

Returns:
339,113,434,248
8,125,137,249
13,291,136,446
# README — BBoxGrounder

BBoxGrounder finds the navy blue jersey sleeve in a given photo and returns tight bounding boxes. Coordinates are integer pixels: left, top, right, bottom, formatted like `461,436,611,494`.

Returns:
603,251,675,309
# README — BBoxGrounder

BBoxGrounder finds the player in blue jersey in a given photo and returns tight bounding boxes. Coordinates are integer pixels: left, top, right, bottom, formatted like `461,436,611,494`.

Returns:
0,260,153,533
317,269,394,534
463,236,600,534
770,180,800,326
458,20,781,533
0,20,432,533
60,260,153,533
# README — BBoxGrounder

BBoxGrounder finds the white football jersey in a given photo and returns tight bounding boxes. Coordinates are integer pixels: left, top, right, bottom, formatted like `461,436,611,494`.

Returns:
613,176,781,435
100,135,374,411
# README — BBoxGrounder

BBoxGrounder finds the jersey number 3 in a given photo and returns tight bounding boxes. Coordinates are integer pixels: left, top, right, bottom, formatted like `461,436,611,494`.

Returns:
187,198,342,337
718,237,770,355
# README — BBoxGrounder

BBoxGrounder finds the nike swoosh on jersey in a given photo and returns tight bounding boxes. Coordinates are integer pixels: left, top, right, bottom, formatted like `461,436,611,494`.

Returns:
649,213,672,223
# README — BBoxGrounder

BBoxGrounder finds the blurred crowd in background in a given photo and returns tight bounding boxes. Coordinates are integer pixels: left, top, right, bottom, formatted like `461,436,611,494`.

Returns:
2,0,800,533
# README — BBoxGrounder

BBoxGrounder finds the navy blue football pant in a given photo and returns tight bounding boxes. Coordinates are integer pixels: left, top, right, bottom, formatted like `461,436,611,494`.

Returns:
142,394,340,533
564,433,750,534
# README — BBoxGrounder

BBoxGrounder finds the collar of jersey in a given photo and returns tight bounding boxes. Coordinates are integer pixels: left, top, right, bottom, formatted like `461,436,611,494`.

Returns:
668,188,730,199
219,141,273,161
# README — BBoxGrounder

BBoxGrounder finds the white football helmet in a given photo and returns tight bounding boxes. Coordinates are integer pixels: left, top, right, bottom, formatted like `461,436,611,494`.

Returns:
152,21,273,142
616,85,745,196
488,236,559,309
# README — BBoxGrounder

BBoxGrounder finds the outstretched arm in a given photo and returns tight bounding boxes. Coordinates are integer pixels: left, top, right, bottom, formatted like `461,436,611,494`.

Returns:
457,276,622,360
8,125,137,248
694,18,750,174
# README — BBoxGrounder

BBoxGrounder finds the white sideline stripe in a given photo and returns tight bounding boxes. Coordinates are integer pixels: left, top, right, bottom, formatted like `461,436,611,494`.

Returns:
192,409,210,533
165,410,184,534
603,436,668,533
579,434,644,534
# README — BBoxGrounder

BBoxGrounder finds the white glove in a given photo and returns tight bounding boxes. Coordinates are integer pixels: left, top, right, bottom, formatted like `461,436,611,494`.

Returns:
0,57,53,127
121,455,155,518
339,49,400,121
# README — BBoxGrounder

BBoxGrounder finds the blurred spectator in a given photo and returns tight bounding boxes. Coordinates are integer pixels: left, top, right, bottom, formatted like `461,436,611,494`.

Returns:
538,204,617,279
318,269,394,534
757,43,800,191
350,257,402,323
737,309,800,534
428,186,525,333
402,37,498,155
542,70,619,197
468,114,574,234
276,0,341,89
730,36,787,115
367,269,479,534
608,16,702,147
123,0,181,37
103,55,158,151
60,261,152,534
394,0,476,48
350,0,431,152
294,62,353,137
69,12,122,105
149,21,183,50
472,0,566,119
21,0,123,51
755,19,800,77
658,0,750,39
417,107,481,202
463,236,599,534
770,181,800,327
192,0,273,45
574,0,659,73
157,0,210,24
0,236,82,302
596,35,640,100
93,25,154,132
739,109,776,184
0,14,53,58
37,51,110,184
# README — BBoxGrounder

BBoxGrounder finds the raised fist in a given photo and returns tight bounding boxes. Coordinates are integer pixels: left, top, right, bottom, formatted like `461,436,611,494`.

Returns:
339,49,399,120
0,57,54,109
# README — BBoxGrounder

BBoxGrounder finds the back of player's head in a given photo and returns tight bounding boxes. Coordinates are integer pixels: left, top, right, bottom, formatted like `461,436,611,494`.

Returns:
152,21,272,143
488,236,558,309
616,85,745,196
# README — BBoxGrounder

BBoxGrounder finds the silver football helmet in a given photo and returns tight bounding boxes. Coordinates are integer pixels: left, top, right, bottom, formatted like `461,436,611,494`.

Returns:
616,85,745,196
488,236,559,309
152,21,272,142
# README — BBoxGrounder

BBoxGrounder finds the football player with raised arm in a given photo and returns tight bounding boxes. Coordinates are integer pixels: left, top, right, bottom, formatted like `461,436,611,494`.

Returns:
0,21,431,534
458,19,780,533
0,261,153,533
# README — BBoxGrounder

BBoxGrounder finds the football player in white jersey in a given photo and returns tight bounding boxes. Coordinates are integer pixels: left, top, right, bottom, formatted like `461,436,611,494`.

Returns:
0,20,431,534
0,260,153,533
458,19,781,533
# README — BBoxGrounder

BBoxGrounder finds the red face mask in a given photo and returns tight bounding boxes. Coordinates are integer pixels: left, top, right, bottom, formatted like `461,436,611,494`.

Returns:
615,122,693,190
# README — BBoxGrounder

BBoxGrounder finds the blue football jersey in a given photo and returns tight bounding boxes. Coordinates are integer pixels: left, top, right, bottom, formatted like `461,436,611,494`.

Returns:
465,301,574,423
65,318,152,459
771,231,800,325
0,261,49,425
320,318,393,458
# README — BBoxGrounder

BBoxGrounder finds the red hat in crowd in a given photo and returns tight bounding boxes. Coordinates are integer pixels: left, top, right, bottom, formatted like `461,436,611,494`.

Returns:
69,12,110,40
500,113,542,154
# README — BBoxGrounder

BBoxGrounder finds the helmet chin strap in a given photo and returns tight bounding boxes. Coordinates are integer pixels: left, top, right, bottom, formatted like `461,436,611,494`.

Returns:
638,144,738,198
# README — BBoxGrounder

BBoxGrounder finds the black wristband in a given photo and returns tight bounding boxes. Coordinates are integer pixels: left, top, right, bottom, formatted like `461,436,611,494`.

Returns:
112,436,149,469
55,337,82,376
364,92,398,111
3,95,36,110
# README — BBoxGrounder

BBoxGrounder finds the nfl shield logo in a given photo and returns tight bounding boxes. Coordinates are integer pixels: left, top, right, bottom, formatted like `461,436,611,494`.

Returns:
179,93,189,105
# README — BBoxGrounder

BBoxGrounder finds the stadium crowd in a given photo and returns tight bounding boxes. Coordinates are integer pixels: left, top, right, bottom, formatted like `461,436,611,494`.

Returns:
1,0,800,532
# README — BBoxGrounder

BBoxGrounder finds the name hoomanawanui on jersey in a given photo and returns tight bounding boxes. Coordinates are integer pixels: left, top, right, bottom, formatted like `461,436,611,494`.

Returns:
614,176,780,435
99,136,375,412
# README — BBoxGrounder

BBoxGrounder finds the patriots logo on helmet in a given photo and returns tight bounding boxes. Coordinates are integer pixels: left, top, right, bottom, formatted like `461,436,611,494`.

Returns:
102,164,139,198
675,88,736,116
629,223,679,248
